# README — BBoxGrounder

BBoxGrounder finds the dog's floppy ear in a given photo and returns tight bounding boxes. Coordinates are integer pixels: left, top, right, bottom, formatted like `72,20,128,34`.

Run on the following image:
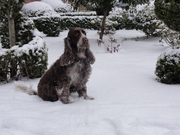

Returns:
60,37,75,66
86,49,95,65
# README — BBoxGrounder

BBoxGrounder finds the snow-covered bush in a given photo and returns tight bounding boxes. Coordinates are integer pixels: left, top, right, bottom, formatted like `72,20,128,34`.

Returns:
156,22,180,48
155,0,180,32
22,1,56,17
61,16,101,30
0,23,9,48
0,12,48,83
154,0,180,84
155,48,180,84
42,0,72,13
60,12,96,16
15,12,35,47
132,4,158,36
0,34,48,83
33,16,61,36
111,3,159,37
0,12,35,49
154,24,180,84
22,2,61,37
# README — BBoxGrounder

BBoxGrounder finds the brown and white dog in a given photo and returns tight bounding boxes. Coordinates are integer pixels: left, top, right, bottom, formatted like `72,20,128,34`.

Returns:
15,28,95,104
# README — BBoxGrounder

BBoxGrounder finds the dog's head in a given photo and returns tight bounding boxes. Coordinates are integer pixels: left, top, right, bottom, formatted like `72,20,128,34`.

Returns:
67,28,89,51
60,28,95,66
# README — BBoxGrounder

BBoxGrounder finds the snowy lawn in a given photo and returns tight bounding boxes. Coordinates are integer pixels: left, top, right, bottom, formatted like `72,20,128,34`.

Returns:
1,30,180,135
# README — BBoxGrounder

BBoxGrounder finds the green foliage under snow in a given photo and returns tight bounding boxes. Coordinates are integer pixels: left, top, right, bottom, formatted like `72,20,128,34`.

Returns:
0,35,48,83
155,48,180,84
0,11,48,83
154,0,180,32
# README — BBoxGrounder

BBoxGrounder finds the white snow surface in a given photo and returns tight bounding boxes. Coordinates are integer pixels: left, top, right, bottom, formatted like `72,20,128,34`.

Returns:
22,1,59,17
1,30,180,135
22,1,54,12
42,0,67,9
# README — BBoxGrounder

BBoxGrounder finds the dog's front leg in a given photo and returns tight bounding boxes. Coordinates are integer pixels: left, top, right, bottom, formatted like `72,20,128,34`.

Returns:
57,86,70,104
78,86,94,100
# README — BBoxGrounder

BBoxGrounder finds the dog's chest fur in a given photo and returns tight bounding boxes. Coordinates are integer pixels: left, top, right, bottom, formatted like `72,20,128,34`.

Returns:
67,61,85,85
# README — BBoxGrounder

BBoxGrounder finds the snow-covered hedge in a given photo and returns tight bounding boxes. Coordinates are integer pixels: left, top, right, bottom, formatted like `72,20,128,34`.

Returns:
155,0,180,32
0,12,48,83
33,16,61,36
59,12,96,16
42,0,72,13
156,22,180,48
61,16,101,30
0,35,48,83
155,48,180,84
110,2,159,37
22,1,57,17
0,12,35,48
22,2,61,37
15,13,35,47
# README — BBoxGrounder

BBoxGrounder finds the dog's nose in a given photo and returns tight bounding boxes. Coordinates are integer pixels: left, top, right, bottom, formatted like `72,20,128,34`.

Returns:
83,37,88,44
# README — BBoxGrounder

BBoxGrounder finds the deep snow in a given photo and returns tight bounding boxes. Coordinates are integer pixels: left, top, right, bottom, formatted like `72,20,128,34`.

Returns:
1,30,180,135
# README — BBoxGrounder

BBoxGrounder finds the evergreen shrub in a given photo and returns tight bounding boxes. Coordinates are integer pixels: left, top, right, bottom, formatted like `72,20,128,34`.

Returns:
111,4,159,36
21,1,56,17
0,36,48,83
155,48,180,84
33,16,61,36
59,12,96,16
0,12,35,48
42,0,72,13
22,2,61,37
156,22,180,48
61,16,101,30
154,0,180,32
0,12,48,83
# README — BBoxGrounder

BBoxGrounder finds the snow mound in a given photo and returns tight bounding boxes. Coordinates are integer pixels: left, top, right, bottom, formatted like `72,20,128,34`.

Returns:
42,0,72,12
22,1,58,17
158,48,180,61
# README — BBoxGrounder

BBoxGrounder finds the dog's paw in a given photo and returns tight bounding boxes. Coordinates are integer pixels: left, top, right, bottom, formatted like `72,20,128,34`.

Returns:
60,98,71,104
84,96,94,100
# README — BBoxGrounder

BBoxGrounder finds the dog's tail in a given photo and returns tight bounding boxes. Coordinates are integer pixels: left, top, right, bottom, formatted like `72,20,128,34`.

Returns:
14,81,37,95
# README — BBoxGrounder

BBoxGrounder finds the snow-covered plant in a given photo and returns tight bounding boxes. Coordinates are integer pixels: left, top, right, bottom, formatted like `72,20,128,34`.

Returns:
0,11,35,49
0,34,48,83
0,0,24,48
156,22,180,48
97,37,120,53
104,19,116,35
110,1,159,36
15,12,35,47
0,12,48,83
22,2,61,37
132,3,158,36
154,0,180,32
61,16,101,30
154,0,180,84
155,48,180,84
42,0,72,13
15,35,48,80
60,12,96,16
22,1,58,17
33,16,61,36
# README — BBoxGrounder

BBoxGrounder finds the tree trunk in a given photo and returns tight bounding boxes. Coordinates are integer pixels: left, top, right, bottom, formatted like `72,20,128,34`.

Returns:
8,11,16,47
99,10,108,40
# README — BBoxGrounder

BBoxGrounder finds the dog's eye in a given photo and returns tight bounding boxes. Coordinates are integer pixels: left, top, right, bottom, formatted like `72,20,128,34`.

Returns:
82,30,86,35
75,31,80,36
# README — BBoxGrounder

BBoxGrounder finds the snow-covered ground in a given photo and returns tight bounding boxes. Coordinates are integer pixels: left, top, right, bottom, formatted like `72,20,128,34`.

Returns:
1,30,180,135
